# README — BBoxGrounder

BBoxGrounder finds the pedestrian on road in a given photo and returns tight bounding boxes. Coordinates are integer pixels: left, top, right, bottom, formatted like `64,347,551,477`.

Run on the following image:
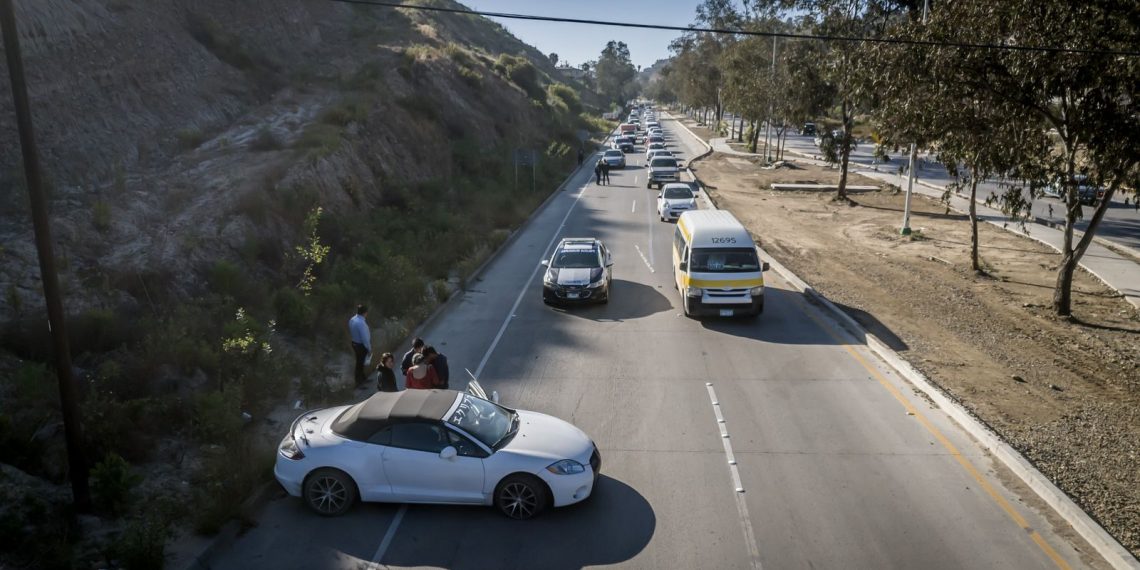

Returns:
1134,198,1138,212
400,337,425,375
601,160,611,185
593,160,602,185
423,346,450,389
577,148,584,166
1048,204,1054,218
405,353,440,390
348,305,371,387
376,352,398,392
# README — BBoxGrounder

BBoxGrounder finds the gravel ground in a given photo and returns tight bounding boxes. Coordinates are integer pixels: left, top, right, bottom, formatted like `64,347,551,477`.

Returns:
690,148,1140,561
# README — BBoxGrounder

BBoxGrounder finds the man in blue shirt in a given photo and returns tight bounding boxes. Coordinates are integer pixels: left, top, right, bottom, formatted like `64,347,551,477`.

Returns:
348,305,370,387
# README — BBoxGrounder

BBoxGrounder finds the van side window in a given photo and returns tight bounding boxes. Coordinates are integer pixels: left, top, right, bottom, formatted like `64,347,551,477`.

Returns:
673,227,687,256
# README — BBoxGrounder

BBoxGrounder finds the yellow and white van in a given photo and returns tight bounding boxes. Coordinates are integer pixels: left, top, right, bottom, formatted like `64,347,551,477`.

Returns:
672,210,769,318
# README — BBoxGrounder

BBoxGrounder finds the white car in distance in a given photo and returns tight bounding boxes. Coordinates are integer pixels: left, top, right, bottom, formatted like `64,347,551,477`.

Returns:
657,183,698,221
275,388,600,520
644,142,666,159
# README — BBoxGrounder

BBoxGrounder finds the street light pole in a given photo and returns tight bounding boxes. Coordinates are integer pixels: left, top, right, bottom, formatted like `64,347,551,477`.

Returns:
763,35,776,163
901,0,930,236
1,0,90,510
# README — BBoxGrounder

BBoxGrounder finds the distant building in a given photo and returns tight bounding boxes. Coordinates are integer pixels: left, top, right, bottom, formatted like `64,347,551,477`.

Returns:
556,66,588,80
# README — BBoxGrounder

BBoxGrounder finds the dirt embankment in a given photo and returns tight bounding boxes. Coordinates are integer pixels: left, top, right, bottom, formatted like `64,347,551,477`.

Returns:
693,151,1140,558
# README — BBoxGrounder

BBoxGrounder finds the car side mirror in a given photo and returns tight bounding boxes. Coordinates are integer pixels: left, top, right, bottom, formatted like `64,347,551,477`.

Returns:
440,446,457,460
606,255,614,267
762,261,771,272
491,390,500,404
657,193,662,199
540,259,549,267
679,261,688,271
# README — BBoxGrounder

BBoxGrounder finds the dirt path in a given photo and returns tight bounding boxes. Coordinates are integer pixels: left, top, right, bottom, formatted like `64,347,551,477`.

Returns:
692,151,1140,558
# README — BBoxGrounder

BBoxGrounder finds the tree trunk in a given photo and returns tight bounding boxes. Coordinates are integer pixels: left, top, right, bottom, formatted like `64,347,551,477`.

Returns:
969,171,980,272
748,119,760,154
715,100,723,135
736,115,744,142
1053,181,1118,315
836,99,852,201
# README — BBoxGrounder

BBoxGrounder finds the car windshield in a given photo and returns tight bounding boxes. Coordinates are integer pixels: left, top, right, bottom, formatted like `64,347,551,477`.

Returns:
663,187,693,199
446,394,516,449
651,158,677,167
690,247,760,273
552,249,599,268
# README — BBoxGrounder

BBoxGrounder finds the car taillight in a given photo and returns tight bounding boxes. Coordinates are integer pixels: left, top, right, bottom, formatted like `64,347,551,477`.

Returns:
279,436,304,460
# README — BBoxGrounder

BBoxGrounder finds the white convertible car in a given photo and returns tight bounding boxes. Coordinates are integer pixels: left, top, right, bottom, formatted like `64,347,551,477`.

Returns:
275,387,600,519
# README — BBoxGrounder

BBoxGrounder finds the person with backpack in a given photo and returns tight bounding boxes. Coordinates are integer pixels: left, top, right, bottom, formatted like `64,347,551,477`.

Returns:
375,352,398,392
600,159,611,185
347,305,371,387
593,160,602,185
400,337,425,375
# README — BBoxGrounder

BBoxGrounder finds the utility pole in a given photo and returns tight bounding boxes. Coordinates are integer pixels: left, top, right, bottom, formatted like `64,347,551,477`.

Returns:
763,36,776,163
1,0,90,510
901,0,930,236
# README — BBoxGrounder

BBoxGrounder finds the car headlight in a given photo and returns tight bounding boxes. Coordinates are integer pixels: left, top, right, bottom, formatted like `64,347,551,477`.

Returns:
587,279,605,288
543,269,556,285
546,459,586,475
686,287,703,298
750,286,764,296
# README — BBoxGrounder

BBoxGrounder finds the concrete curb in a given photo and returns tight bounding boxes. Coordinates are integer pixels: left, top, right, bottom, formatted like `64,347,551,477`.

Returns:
688,165,1139,569
666,109,713,165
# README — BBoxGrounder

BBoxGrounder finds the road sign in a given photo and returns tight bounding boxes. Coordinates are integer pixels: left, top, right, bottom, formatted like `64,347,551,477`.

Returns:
514,148,536,166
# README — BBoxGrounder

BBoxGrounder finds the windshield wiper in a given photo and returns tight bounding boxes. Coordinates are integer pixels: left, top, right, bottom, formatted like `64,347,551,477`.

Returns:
493,413,520,450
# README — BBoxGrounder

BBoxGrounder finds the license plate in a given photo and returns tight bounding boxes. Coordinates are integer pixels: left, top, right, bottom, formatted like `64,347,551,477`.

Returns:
566,292,580,299
719,309,734,317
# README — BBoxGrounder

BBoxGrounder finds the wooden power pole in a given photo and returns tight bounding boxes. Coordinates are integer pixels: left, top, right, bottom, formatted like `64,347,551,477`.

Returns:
1,0,91,510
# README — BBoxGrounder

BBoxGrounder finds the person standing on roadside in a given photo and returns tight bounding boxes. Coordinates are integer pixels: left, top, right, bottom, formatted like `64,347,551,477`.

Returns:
601,159,611,185
593,160,602,185
376,352,398,392
405,353,440,390
422,346,450,389
400,337,425,375
577,148,584,166
348,305,370,387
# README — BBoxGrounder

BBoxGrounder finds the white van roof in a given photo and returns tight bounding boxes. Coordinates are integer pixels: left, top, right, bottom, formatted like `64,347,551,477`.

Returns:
677,210,754,249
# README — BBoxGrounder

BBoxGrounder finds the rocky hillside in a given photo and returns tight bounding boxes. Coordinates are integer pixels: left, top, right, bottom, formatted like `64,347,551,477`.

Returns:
0,0,598,328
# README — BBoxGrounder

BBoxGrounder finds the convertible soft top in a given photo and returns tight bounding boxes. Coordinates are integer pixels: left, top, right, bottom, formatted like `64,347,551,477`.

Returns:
331,389,458,441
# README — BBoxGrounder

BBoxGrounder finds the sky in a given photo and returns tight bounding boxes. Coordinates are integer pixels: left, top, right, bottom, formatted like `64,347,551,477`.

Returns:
461,1,705,70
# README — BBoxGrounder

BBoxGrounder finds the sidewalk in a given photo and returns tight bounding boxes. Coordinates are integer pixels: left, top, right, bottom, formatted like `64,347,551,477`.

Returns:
697,131,1140,310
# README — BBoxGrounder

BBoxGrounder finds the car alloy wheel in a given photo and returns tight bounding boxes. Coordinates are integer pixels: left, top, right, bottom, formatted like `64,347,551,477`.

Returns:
304,469,356,517
496,475,547,520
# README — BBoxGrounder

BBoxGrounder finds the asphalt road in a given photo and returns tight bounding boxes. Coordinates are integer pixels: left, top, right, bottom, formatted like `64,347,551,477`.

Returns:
206,115,1103,569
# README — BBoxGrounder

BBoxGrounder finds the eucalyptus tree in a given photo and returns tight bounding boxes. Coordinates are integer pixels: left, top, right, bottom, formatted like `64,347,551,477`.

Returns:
893,0,1139,316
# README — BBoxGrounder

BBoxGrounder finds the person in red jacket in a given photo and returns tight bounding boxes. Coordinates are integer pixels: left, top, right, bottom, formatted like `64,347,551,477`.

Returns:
404,353,440,390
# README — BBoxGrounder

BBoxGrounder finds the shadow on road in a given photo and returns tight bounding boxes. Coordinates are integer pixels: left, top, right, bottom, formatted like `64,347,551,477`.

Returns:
550,279,673,321
379,475,655,569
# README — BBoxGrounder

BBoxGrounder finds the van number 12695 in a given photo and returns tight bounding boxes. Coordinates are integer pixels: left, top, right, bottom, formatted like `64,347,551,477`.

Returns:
711,237,737,244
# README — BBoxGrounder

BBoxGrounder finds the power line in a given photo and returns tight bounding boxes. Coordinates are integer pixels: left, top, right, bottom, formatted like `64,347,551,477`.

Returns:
328,0,1140,58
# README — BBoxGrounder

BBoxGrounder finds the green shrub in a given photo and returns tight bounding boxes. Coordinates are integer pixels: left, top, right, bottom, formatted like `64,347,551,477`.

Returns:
93,200,112,232
547,83,582,115
396,96,439,120
273,286,313,332
208,260,248,299
191,436,273,535
175,128,208,150
293,123,343,157
319,99,369,127
430,279,450,304
110,517,169,570
496,54,544,100
192,388,242,443
91,452,141,516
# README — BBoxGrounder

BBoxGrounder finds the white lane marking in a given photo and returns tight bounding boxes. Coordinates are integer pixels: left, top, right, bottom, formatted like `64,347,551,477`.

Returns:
634,245,655,273
706,383,763,570
473,183,591,379
632,200,636,213
370,504,407,565
368,182,589,566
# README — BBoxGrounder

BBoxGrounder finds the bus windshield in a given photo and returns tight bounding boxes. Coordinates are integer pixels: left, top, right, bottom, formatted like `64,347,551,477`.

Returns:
690,248,759,273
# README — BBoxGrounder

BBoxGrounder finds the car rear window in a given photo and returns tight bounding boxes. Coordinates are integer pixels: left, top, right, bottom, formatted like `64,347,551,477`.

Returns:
651,158,677,167
605,150,623,157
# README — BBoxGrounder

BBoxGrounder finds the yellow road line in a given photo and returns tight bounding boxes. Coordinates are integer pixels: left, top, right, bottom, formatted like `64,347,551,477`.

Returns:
794,295,1072,570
